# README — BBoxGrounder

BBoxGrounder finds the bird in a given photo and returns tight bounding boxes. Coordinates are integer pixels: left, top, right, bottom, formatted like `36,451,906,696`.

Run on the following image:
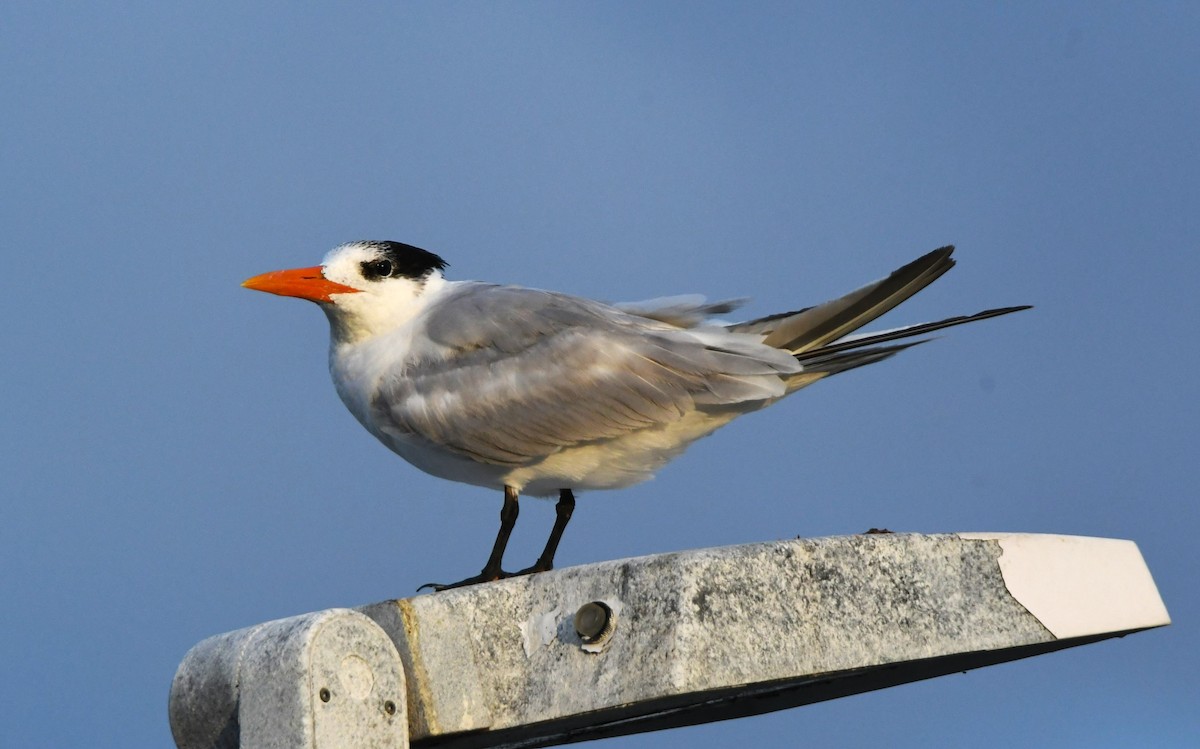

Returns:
242,241,1027,590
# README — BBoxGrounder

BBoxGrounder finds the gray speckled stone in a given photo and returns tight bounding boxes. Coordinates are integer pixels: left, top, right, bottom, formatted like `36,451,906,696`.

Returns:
170,533,1168,749
357,533,1167,749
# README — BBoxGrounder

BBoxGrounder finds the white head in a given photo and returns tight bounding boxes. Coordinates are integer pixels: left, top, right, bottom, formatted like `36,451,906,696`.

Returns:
243,240,449,343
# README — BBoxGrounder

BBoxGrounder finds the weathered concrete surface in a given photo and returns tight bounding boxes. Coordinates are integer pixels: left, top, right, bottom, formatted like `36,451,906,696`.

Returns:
357,533,1168,749
170,608,408,749
169,533,1168,749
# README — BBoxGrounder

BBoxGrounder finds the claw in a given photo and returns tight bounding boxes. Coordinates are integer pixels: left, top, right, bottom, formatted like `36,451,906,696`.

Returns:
418,570,511,593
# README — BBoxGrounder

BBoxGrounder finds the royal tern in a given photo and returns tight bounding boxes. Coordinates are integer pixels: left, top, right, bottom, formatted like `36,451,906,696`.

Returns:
243,241,1027,589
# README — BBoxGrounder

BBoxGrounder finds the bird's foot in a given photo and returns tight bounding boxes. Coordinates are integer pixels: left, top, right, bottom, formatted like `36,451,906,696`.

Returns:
418,562,555,592
418,571,509,592
511,558,553,577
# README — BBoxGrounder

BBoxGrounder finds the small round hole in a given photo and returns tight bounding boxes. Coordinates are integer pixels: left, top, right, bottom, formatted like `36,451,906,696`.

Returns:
319,687,331,703
383,700,396,715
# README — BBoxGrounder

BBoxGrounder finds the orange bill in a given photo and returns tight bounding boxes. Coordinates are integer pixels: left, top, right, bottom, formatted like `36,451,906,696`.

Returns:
242,266,360,303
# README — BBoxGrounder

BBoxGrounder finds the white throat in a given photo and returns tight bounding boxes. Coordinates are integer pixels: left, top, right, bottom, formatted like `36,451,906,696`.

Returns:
323,272,448,346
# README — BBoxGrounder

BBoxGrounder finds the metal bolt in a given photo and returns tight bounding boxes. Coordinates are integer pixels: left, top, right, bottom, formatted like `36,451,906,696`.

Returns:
383,700,396,716
319,687,331,703
574,601,615,643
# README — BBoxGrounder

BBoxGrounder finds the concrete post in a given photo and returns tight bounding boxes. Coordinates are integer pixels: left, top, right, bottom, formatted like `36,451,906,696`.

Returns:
170,608,407,749
170,533,1169,749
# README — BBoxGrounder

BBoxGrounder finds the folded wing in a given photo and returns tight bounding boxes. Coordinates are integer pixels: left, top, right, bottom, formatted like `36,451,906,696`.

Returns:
372,285,799,466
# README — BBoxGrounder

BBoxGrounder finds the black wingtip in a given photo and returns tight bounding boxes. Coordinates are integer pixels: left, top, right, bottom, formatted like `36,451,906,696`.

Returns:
972,304,1034,317
799,304,1032,359
919,244,956,266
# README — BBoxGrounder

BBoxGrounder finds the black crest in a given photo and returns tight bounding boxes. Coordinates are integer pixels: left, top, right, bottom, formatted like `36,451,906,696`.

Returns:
360,241,448,281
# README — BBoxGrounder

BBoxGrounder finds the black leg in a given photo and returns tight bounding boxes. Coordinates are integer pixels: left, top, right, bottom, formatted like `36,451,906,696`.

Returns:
419,486,520,591
481,486,520,577
516,489,576,575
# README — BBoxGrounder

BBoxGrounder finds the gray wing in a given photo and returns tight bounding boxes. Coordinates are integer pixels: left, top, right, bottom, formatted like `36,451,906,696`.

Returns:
731,246,957,352
371,284,798,466
614,295,747,328
731,247,1029,390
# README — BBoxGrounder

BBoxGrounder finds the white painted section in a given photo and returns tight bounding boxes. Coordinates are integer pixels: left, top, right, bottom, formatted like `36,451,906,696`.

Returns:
523,606,562,658
958,533,1171,639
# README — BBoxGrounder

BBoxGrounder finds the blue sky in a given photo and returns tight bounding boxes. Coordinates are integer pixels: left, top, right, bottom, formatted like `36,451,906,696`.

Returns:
2,3,1197,746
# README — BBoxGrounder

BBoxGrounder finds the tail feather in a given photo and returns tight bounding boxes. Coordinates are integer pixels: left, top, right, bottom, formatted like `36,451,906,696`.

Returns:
787,307,1030,391
800,305,1032,361
781,340,928,393
797,339,927,372
731,245,1031,391
733,246,957,353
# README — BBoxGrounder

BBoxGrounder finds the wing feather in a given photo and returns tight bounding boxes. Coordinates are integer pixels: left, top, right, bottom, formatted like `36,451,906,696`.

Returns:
731,246,956,352
372,286,797,466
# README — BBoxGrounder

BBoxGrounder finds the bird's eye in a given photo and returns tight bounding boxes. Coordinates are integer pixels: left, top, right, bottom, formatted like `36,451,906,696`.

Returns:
362,259,394,280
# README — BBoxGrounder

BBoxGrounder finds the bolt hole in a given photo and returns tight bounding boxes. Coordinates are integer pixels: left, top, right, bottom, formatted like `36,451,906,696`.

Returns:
383,700,396,715
319,687,331,703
